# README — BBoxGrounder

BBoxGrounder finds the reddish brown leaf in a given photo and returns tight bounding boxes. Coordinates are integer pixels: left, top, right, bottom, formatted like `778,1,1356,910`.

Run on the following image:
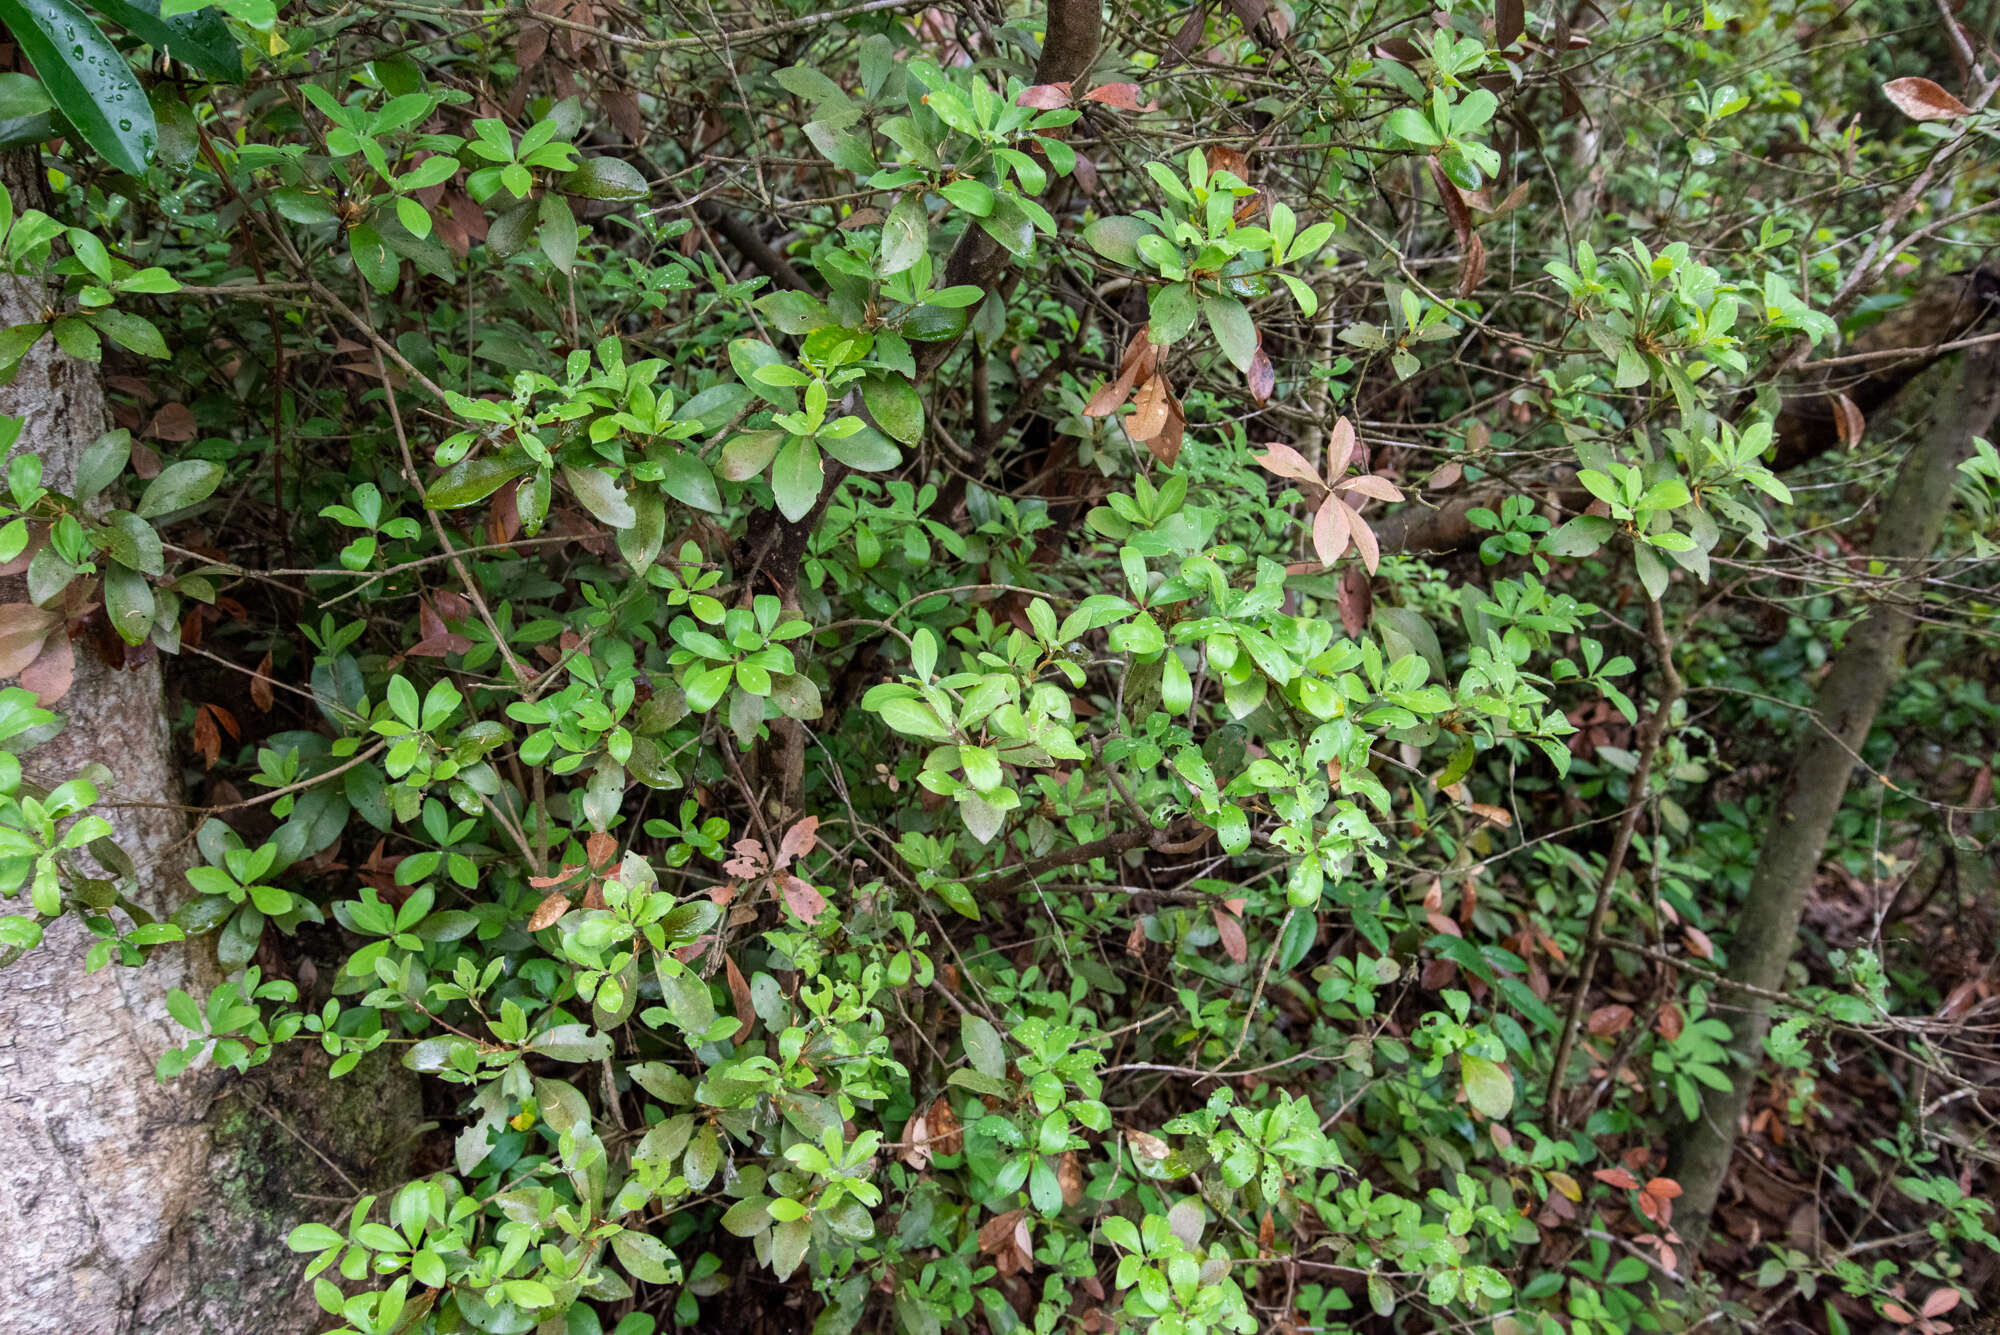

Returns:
1425,461,1464,490
1349,510,1382,574
1496,0,1523,48
19,633,74,706
1883,1303,1916,1325
1338,474,1405,503
1257,1210,1274,1252
927,1095,963,1155
723,838,768,880
585,830,618,870
1206,145,1251,185
1084,376,1136,417
1593,1167,1641,1190
780,873,827,924
1587,1004,1634,1036
1212,905,1248,963
527,890,570,931
1149,388,1186,467
1246,345,1275,403
1016,81,1072,109
1337,563,1372,636
1081,82,1156,111
1057,1151,1084,1205
1645,1177,1682,1198
1326,416,1358,478
1883,76,1972,120
724,952,755,1043
1683,925,1715,960
1921,1289,1961,1318
1654,1003,1685,1041
530,863,585,888
0,603,59,677
1427,157,1473,247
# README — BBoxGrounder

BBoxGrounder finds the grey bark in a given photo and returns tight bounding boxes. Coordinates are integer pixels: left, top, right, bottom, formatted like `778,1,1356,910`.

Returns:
1667,341,2000,1250
0,150,417,1335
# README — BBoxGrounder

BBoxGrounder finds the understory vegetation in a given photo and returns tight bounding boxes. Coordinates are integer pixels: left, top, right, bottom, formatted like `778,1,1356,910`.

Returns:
1,0,1998,1332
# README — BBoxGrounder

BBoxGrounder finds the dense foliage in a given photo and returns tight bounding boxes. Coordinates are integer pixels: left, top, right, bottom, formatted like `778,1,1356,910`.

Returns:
1,0,1997,1333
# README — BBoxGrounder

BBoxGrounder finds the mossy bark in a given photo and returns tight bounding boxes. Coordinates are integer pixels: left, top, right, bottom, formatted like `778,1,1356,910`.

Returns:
1668,342,2000,1250
0,148,419,1334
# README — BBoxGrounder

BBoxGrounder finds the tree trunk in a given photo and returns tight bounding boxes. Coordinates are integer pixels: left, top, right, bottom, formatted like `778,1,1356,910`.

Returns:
0,149,417,1335
1669,341,2000,1250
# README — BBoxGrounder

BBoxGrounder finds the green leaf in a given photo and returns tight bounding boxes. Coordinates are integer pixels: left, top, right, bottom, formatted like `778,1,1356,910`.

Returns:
348,223,398,292
718,429,785,481
103,562,154,645
1386,107,1440,147
1083,214,1153,267
940,177,994,216
610,1230,680,1285
618,491,665,572
821,423,900,472
961,1013,1007,1079
84,308,167,359
136,459,223,517
658,449,721,513
0,0,156,173
879,192,927,276
1149,282,1198,345
538,192,577,273
770,435,823,522
1460,1053,1514,1119
1203,295,1257,373
426,454,527,509
85,0,241,82
558,156,649,202
861,373,923,444
562,463,637,529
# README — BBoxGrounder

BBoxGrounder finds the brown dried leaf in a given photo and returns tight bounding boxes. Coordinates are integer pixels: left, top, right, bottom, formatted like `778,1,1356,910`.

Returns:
1883,76,1972,120
1654,1003,1685,1041
1683,925,1715,960
928,1095,963,1155
1425,461,1464,490
585,830,618,870
147,402,197,443
1057,1151,1084,1205
251,650,275,712
1149,387,1185,467
1466,801,1512,828
0,603,60,677
527,890,571,931
1128,374,1170,442
724,952,755,1044
977,1207,1025,1254
1427,157,1473,247
1587,1004,1634,1036
899,1111,931,1169
1456,232,1487,299
1126,1128,1170,1160
1832,392,1865,447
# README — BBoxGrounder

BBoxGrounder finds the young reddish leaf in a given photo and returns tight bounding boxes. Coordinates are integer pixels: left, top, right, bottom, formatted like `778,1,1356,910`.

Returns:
1645,1177,1682,1198
1081,82,1156,111
1016,81,1072,109
1593,1167,1641,1190
1349,508,1382,574
780,874,827,924
1882,1304,1916,1324
1655,1003,1685,1040
1339,474,1405,503
779,814,819,866
1312,495,1352,564
1326,416,1358,479
1883,77,1972,120
1921,1290,1961,1318
1253,442,1322,485
1466,801,1511,828
1683,925,1715,959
